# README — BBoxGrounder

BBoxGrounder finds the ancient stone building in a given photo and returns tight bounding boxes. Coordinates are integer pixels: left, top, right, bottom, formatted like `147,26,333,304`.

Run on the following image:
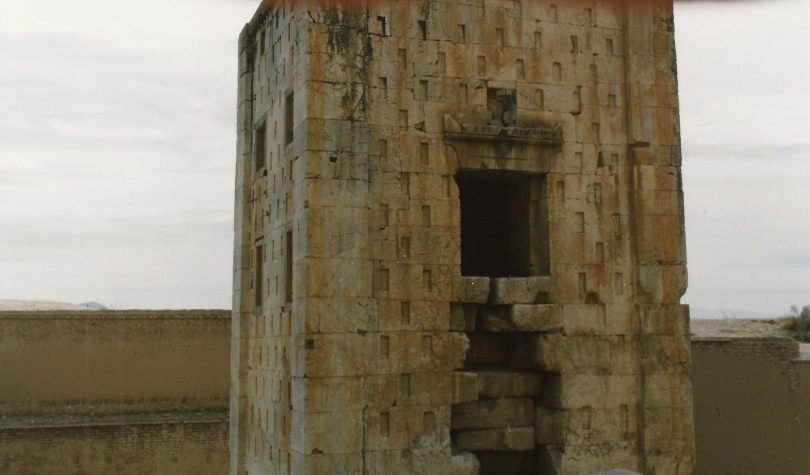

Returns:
232,1,693,473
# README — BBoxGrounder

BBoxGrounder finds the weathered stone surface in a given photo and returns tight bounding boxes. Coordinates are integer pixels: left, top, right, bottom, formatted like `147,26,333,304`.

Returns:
452,371,479,404
450,303,478,332
453,426,536,452
449,451,480,475
510,304,563,332
451,398,535,430
475,371,543,398
489,277,551,305
532,334,612,372
453,276,490,304
535,407,564,445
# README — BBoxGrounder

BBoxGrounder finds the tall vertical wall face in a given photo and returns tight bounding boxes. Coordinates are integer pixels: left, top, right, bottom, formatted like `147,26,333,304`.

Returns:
232,1,694,474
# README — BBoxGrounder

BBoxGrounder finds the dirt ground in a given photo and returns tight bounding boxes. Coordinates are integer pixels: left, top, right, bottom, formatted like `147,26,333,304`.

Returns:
691,317,790,339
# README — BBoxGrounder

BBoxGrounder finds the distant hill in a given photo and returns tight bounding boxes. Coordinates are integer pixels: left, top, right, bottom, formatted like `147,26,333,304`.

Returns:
0,300,102,311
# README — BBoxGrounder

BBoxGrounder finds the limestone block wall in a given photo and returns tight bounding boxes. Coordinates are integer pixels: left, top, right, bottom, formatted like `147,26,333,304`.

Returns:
233,1,693,474
0,310,230,475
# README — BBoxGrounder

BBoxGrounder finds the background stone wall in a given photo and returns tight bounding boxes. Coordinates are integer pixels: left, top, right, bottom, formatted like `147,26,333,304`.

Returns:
0,310,231,475
691,336,810,475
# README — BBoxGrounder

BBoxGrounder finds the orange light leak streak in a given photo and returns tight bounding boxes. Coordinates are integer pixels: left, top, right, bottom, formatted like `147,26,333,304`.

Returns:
249,0,732,10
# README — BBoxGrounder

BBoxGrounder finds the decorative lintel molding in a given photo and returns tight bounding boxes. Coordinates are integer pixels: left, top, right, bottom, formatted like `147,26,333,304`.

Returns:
443,114,562,146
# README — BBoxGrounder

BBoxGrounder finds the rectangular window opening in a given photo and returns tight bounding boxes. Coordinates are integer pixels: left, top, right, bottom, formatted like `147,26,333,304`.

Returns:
255,243,264,309
456,171,549,277
284,91,294,145
285,230,293,302
255,122,267,171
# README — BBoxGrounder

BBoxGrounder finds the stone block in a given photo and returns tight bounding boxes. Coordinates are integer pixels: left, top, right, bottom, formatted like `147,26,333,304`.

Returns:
453,275,490,303
605,304,637,336
453,371,479,404
644,371,692,409
490,277,551,305
562,407,633,446
544,373,638,410
449,452,480,475
532,334,611,372
557,440,640,475
291,409,362,454
535,407,564,445
562,304,605,335
642,335,690,374
451,398,535,430
450,303,478,331
291,451,364,475
475,370,543,398
453,426,536,451
640,304,690,336
509,304,563,332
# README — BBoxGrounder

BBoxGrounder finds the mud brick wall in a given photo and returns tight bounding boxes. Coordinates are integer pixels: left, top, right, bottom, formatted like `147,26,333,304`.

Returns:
692,337,810,475
0,310,230,474
233,1,693,474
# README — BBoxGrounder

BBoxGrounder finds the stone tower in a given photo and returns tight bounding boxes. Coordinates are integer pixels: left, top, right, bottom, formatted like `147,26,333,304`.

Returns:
231,1,694,474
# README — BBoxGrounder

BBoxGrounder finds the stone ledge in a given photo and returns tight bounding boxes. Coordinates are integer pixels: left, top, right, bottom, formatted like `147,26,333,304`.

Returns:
0,310,231,320
0,410,228,431
444,115,562,146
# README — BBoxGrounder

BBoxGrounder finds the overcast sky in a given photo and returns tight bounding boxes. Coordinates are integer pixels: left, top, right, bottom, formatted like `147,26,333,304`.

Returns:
1,1,808,315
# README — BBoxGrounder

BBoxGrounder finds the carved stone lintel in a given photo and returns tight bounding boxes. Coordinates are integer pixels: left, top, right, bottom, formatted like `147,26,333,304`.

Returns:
443,114,562,146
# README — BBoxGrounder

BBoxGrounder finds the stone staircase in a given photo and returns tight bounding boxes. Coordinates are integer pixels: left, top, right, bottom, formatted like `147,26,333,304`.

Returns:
450,276,563,474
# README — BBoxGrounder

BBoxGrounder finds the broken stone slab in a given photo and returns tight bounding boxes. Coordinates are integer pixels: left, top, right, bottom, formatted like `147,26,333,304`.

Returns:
451,398,535,430
474,370,543,398
489,277,551,305
452,426,535,451
453,275,490,304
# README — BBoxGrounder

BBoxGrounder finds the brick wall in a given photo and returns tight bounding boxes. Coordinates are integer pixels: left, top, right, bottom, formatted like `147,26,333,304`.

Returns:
0,310,231,474
692,337,810,474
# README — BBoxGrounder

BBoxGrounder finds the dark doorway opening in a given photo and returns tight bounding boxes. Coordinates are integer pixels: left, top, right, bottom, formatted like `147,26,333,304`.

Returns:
456,171,547,277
